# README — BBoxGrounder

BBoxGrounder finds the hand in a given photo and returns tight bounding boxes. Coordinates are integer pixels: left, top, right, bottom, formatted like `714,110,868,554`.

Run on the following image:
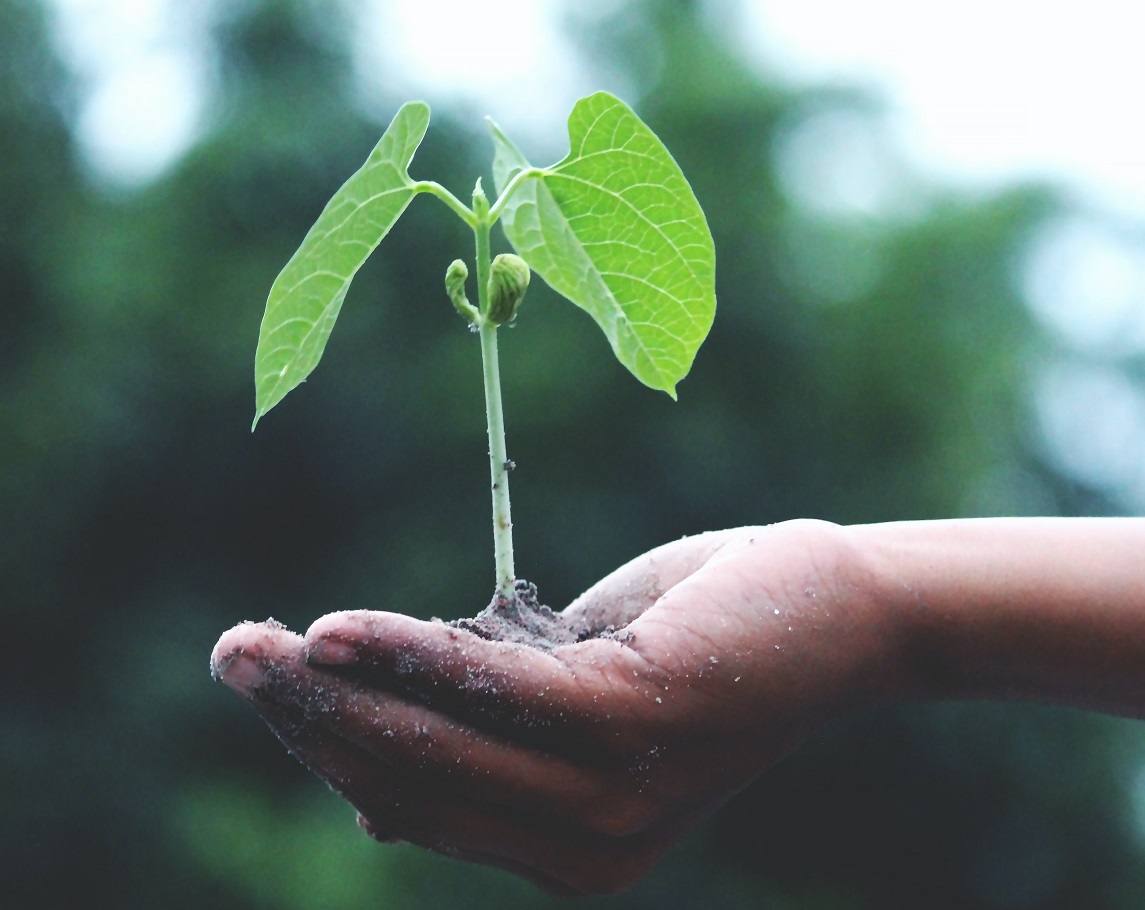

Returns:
211,519,895,895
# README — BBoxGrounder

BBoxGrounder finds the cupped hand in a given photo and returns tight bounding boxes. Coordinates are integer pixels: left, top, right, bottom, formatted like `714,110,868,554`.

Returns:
211,519,895,895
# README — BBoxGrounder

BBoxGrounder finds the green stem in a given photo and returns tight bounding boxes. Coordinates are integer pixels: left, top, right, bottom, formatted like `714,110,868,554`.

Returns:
486,167,545,223
414,180,476,227
472,182,516,598
479,322,515,597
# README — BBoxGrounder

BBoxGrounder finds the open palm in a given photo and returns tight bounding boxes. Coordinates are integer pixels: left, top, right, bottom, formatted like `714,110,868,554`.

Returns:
212,520,889,894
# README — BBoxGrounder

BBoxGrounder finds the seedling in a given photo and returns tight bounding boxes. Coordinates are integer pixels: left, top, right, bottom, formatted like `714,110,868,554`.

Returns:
252,92,716,603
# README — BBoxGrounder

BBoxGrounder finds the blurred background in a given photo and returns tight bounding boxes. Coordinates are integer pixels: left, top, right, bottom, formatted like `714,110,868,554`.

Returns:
4,0,1145,906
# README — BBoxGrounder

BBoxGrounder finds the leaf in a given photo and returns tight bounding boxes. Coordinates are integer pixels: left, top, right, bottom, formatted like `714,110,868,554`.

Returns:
491,92,716,398
252,101,430,427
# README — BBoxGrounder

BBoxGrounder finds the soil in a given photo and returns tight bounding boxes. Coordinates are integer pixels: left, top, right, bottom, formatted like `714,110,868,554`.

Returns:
448,579,630,652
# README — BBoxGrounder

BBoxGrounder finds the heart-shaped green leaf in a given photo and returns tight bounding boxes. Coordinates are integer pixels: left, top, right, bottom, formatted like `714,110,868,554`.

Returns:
491,92,716,398
252,101,430,427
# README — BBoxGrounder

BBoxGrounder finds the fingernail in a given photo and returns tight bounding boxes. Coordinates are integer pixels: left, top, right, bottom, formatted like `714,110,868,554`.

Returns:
308,638,358,666
215,652,265,696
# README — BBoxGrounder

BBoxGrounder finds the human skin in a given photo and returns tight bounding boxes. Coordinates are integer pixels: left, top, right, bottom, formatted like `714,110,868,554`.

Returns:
211,517,1145,895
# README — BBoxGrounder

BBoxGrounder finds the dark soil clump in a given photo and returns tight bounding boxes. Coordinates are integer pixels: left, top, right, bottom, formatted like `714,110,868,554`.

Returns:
450,580,625,652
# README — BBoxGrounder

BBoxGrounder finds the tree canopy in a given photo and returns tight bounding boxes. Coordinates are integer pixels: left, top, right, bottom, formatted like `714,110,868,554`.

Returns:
3,0,1143,907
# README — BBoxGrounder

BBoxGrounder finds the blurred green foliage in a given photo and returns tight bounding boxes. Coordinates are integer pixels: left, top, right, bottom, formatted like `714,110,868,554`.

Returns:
3,0,1144,907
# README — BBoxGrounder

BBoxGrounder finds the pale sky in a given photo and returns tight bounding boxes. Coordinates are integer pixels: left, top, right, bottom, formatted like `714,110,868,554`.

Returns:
46,0,1145,218
742,0,1145,217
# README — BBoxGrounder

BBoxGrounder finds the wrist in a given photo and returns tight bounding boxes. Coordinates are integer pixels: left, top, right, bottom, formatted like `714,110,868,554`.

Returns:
822,522,921,709
848,517,1145,717
725,520,916,714
846,521,952,705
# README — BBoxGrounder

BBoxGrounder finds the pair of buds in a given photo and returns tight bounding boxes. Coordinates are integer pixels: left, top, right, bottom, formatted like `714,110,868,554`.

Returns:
445,254,531,327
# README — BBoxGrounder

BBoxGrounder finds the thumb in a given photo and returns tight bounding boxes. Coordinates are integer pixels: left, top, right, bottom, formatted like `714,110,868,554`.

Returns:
561,528,748,633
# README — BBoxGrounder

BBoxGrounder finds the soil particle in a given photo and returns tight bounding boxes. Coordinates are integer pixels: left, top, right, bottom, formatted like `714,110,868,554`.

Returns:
448,580,631,652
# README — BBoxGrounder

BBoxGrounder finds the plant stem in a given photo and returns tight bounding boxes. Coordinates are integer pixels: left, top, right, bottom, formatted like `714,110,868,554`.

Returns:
414,180,475,227
479,322,515,597
486,167,545,222
472,182,516,599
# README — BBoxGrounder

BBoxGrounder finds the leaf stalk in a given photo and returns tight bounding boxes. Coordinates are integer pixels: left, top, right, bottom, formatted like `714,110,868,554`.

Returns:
486,167,545,222
414,180,476,227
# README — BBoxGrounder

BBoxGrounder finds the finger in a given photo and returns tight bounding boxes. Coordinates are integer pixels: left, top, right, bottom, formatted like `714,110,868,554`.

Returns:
303,611,662,753
211,619,306,696
215,621,669,836
212,621,403,821
282,707,683,896
294,716,679,895
215,631,686,894
420,813,687,897
352,765,687,896
288,657,669,836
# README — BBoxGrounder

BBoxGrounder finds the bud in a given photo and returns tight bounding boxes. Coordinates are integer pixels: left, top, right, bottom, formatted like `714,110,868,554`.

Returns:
444,259,478,324
486,253,530,325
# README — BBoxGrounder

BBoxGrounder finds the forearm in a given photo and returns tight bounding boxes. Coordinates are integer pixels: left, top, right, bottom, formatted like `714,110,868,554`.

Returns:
854,517,1145,717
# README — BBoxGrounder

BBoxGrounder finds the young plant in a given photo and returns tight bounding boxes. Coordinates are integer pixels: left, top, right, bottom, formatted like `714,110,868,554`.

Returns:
252,92,716,604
